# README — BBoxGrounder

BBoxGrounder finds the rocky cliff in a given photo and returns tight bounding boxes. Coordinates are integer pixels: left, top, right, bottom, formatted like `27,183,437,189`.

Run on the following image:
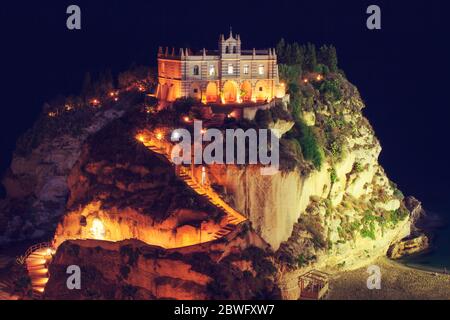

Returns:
44,228,278,300
2,70,418,300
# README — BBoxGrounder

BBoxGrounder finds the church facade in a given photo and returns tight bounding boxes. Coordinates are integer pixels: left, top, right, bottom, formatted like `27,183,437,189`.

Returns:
156,32,285,104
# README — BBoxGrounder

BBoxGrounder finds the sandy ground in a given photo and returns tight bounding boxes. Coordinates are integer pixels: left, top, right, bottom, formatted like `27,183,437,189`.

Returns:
327,257,450,300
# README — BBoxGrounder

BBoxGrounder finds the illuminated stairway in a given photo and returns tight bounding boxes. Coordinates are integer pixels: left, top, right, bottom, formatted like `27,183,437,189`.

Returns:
139,132,247,240
23,246,52,299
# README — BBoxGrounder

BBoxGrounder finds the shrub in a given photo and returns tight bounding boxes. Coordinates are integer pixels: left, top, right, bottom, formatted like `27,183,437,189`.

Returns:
330,168,338,184
297,119,324,169
317,79,342,102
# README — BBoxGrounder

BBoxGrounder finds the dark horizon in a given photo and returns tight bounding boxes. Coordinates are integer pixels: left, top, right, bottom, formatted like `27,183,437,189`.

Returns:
1,0,449,209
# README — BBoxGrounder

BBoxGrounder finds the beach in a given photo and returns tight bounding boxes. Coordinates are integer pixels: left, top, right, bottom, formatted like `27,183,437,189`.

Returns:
328,257,450,300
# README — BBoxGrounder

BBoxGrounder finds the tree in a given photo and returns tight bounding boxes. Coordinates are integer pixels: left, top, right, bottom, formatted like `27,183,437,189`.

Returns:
319,45,338,73
276,38,286,63
291,43,304,65
303,43,317,72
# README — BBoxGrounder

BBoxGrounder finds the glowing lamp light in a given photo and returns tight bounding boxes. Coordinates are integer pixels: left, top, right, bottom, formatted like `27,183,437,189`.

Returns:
171,130,181,140
316,74,323,81
91,99,100,106
303,79,308,83
137,134,145,143
156,132,163,140
183,116,190,123
201,128,207,134
90,218,105,240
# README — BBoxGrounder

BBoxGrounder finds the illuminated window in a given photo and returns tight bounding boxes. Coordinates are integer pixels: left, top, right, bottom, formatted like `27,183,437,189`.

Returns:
209,65,215,76
258,65,264,75
243,65,249,74
228,64,234,75
193,65,199,76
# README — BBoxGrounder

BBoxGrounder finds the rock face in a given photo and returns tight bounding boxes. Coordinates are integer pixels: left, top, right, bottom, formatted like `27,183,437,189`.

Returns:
0,108,126,243
208,83,406,252
52,114,227,249
203,76,416,299
2,70,421,300
387,234,429,259
44,228,278,300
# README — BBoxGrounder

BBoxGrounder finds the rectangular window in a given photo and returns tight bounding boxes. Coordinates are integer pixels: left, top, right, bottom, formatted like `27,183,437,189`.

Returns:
243,64,249,75
209,65,215,76
258,65,264,75
228,64,233,75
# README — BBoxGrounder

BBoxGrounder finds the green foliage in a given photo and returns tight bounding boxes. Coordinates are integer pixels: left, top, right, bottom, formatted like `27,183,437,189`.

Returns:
354,161,364,173
276,39,319,72
318,45,338,72
386,207,409,226
304,43,317,71
330,140,344,160
316,79,342,102
297,119,324,169
360,211,377,240
314,63,330,75
330,168,338,184
390,181,405,200
297,254,307,267
279,63,302,85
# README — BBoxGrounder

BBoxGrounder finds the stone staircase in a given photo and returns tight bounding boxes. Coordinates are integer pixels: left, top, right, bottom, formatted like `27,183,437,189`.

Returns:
140,132,247,241
17,243,53,300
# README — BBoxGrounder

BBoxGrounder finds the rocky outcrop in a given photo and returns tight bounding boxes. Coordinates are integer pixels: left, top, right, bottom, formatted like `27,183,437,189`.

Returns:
387,234,429,259
44,227,279,300
0,108,126,243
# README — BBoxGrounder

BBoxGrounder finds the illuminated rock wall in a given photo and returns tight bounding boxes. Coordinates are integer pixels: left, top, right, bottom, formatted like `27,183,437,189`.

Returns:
53,202,223,249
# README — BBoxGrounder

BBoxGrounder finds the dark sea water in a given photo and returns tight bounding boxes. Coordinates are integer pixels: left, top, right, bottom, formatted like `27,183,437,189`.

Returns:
399,203,450,273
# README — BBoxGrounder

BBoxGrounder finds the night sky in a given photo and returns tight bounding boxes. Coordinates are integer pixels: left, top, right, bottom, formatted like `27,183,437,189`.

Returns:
0,0,449,208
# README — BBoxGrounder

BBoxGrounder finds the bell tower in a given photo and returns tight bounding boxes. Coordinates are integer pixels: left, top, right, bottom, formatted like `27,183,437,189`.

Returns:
218,28,241,56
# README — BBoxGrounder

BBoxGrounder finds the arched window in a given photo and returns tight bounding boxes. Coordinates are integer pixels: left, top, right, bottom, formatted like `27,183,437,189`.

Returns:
225,46,230,54
233,46,237,54
193,65,199,76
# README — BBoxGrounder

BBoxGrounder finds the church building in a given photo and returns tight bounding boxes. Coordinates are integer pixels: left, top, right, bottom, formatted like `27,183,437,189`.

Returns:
156,31,285,104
